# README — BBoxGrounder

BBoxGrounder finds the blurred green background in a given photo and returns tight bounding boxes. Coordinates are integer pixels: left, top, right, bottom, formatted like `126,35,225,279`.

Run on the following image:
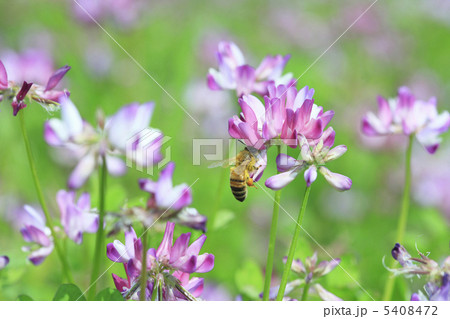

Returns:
0,0,449,301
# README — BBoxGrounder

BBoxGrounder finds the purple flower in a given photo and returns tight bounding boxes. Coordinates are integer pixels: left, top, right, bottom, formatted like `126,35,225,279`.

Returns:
0,49,54,85
0,60,8,90
411,274,450,301
0,57,70,116
264,84,334,146
389,243,449,301
362,86,450,154
287,252,341,281
107,227,142,264
108,222,214,300
265,253,342,301
11,81,33,116
154,222,214,273
207,41,293,97
139,162,192,212
0,256,9,270
413,146,450,220
106,102,163,167
170,207,207,233
72,0,144,28
138,162,209,231
410,292,425,301
265,127,352,191
388,243,439,277
44,97,163,189
391,243,413,267
172,271,204,299
56,190,99,244
19,205,54,265
228,84,333,150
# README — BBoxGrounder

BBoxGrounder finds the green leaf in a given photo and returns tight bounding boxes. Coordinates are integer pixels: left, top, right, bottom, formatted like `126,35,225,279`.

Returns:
17,294,33,301
95,288,124,301
53,284,86,301
213,209,235,230
235,259,264,300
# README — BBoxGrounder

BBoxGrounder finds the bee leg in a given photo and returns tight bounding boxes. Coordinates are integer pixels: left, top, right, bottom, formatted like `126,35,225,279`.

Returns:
246,171,257,189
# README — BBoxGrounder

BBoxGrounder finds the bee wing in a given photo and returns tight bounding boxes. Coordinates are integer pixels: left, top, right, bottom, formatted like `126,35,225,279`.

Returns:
208,157,237,169
233,160,250,175
245,146,263,161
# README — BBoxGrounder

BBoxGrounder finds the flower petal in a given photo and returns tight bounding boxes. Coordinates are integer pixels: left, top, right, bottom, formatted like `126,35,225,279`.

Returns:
172,207,207,233
81,212,99,234
44,119,69,146
0,256,9,269
169,233,191,264
265,169,300,190
107,240,130,263
68,153,97,189
377,95,393,126
156,222,175,259
106,155,127,176
186,234,207,256
415,129,441,154
304,165,317,187
45,65,71,91
60,97,84,137
112,273,129,293
107,102,155,151
320,127,336,148
324,145,347,162
0,60,8,89
235,65,255,97
21,225,52,247
276,154,299,173
313,283,342,301
28,244,54,265
318,167,352,191
194,254,215,273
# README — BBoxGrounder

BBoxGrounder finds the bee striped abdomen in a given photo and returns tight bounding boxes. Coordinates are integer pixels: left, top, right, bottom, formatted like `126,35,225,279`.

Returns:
230,175,247,202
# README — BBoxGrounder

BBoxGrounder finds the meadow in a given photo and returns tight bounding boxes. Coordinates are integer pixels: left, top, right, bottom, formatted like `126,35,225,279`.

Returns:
0,0,449,301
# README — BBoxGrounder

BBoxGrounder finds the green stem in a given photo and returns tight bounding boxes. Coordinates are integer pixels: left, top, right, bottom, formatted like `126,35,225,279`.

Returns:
87,156,107,301
139,228,148,301
276,186,311,301
301,282,310,301
383,135,414,301
19,111,74,283
151,279,158,301
262,146,283,301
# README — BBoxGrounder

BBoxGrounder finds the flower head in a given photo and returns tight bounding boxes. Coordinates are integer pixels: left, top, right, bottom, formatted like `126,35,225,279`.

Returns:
137,162,207,232
56,190,99,244
18,205,54,265
228,84,333,150
139,162,192,212
72,0,143,28
265,127,352,191
207,41,293,97
362,86,450,154
0,58,70,115
264,253,342,301
410,275,450,302
0,256,9,270
44,97,163,189
107,222,214,300
389,243,449,301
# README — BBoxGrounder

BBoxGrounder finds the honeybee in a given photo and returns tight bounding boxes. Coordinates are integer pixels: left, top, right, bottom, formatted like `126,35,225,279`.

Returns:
209,147,261,202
